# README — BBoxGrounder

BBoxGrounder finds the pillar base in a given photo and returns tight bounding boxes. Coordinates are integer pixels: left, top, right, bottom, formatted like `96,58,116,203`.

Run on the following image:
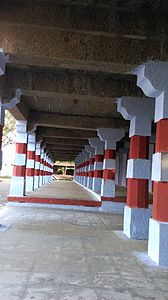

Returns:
26,177,34,192
34,176,39,189
123,206,151,240
93,178,102,194
9,176,25,196
101,179,115,198
148,218,168,267
87,177,93,190
101,201,126,214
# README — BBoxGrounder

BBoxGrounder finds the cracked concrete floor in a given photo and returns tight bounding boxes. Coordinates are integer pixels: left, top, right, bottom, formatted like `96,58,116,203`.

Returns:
0,206,168,300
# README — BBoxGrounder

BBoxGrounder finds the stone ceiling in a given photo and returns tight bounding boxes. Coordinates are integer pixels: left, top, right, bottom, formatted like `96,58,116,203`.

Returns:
0,0,166,160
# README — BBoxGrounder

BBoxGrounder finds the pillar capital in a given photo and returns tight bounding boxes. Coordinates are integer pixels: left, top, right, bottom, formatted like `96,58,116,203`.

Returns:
117,97,154,137
82,149,89,160
85,145,93,153
85,144,95,157
135,62,168,122
89,137,104,155
98,128,125,149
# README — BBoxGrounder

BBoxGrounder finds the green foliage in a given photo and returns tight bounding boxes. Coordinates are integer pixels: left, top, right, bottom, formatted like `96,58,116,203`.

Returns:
2,111,16,146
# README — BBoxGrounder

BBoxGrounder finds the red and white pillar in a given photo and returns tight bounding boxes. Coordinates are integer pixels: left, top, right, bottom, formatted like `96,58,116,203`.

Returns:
81,149,89,187
85,145,95,190
89,137,105,194
117,97,154,239
25,133,36,192
34,142,41,189
10,121,28,196
48,157,53,181
97,128,125,212
136,62,168,266
74,155,83,183
39,147,44,187
78,153,85,185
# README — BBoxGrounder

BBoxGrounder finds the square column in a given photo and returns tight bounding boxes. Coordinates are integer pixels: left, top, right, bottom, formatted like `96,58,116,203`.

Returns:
117,97,154,239
39,147,44,187
89,138,105,194
34,142,41,189
136,62,168,265
85,145,95,190
81,149,89,187
26,133,36,192
10,121,28,196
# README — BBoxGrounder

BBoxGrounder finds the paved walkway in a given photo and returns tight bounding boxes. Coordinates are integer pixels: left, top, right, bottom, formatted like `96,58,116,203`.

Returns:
27,181,99,201
0,206,168,299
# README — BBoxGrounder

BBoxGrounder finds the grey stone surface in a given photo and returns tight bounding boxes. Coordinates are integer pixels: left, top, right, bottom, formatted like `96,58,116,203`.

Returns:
0,206,168,299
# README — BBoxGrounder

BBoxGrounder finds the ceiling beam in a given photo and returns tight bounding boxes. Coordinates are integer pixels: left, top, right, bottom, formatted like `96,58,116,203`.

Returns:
46,144,84,151
43,137,88,146
36,127,97,141
29,111,128,130
5,65,140,101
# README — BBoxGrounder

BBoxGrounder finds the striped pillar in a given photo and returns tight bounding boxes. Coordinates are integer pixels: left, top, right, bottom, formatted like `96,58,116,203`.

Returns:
43,152,47,185
117,96,154,240
34,142,41,189
85,145,95,190
10,121,28,196
79,152,85,185
26,133,36,192
74,157,81,183
49,158,53,181
98,128,125,203
81,149,89,187
39,147,44,187
89,137,105,194
135,62,168,266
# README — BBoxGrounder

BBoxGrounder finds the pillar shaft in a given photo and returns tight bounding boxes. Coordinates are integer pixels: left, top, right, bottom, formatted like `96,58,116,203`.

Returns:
34,143,41,189
152,119,168,222
10,121,28,196
117,97,154,239
127,136,149,208
26,133,36,192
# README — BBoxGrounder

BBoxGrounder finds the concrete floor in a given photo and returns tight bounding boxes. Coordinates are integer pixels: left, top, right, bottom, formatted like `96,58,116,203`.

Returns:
0,205,168,299
27,181,100,202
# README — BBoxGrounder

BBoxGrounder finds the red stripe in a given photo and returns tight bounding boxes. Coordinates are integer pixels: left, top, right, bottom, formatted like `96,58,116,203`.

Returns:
26,168,34,176
16,143,27,154
90,158,95,164
95,154,104,162
127,178,148,208
27,151,35,159
35,155,41,162
101,196,126,203
103,169,115,180
34,169,40,176
155,119,168,152
104,149,116,159
129,136,149,159
153,182,168,222
13,166,26,176
7,196,101,207
94,170,103,178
